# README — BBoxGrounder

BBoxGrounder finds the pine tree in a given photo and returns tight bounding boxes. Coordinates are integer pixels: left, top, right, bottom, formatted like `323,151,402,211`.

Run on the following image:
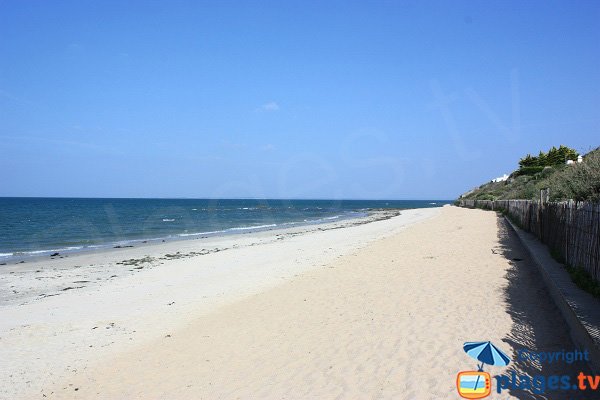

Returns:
557,145,579,162
519,154,537,168
537,151,548,167
547,146,562,165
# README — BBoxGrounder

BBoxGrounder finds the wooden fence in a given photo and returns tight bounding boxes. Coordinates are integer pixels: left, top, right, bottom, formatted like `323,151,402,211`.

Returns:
457,199,600,283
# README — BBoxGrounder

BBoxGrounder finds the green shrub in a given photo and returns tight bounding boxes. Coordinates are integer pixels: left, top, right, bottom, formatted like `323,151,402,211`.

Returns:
565,266,600,299
475,193,496,200
548,148,600,202
513,166,544,176
550,249,600,298
540,166,556,178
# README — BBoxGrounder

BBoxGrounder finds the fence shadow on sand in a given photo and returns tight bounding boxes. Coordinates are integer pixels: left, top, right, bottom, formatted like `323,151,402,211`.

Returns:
495,216,592,400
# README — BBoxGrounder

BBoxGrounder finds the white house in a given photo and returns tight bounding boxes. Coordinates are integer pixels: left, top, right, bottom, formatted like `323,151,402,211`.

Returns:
567,155,584,165
492,174,509,183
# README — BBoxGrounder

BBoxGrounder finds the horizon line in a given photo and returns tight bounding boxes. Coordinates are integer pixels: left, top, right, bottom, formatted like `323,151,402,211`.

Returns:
0,196,456,201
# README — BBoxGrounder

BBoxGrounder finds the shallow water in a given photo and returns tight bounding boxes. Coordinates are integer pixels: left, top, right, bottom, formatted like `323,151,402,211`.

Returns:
0,198,451,259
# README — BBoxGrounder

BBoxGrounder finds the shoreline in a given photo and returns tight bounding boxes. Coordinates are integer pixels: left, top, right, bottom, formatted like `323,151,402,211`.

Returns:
0,209,404,307
0,208,405,266
0,206,441,399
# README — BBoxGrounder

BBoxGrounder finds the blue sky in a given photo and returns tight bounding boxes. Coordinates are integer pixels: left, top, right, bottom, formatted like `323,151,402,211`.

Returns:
1,0,599,199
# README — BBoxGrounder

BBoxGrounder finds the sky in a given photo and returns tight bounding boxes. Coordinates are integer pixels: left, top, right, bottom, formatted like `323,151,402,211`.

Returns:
1,0,599,199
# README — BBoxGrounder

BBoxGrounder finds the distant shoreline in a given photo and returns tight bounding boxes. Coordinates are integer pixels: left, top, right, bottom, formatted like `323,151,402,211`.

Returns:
0,198,451,264
0,209,368,264
2,208,412,305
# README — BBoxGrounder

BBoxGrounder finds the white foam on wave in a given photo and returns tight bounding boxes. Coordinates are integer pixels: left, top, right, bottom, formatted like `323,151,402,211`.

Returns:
178,230,223,237
281,221,301,226
162,218,175,222
284,214,346,226
27,246,83,254
178,223,276,237
5,246,86,258
227,224,277,231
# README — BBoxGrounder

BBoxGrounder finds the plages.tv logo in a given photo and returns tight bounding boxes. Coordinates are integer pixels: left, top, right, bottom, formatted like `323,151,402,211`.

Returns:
456,341,511,399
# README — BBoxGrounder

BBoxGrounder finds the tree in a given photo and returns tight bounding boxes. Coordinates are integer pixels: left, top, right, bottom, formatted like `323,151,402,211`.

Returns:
537,151,548,167
519,154,537,168
547,146,562,165
557,145,579,163
517,145,579,171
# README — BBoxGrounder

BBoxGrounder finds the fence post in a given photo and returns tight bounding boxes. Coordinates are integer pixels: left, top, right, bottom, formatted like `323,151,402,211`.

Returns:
540,188,550,204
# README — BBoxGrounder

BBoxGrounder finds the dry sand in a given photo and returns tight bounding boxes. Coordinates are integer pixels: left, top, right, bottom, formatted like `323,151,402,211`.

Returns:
1,206,590,399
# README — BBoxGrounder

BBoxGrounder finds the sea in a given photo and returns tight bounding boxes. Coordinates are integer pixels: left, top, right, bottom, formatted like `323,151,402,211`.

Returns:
0,198,452,261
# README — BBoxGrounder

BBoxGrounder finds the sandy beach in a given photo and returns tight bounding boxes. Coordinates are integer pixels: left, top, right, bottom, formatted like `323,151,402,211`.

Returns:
0,206,590,399
3,1,598,398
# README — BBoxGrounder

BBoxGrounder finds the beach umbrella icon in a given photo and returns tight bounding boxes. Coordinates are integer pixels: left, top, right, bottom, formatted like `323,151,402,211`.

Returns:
463,341,511,371
462,341,510,396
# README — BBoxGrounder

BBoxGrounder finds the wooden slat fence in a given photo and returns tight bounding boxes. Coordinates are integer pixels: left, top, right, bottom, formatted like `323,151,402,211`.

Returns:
457,199,600,283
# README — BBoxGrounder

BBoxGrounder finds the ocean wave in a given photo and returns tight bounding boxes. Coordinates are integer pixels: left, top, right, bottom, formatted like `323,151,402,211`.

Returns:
0,199,431,261
227,224,277,231
2,246,85,258
21,250,49,255
177,230,223,237
283,214,345,226
280,221,302,226
0,212,362,260
27,246,83,254
114,236,171,245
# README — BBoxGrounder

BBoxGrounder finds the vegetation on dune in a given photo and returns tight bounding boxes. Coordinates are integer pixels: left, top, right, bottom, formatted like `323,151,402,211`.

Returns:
461,146,600,202
548,149,600,202
518,145,579,170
